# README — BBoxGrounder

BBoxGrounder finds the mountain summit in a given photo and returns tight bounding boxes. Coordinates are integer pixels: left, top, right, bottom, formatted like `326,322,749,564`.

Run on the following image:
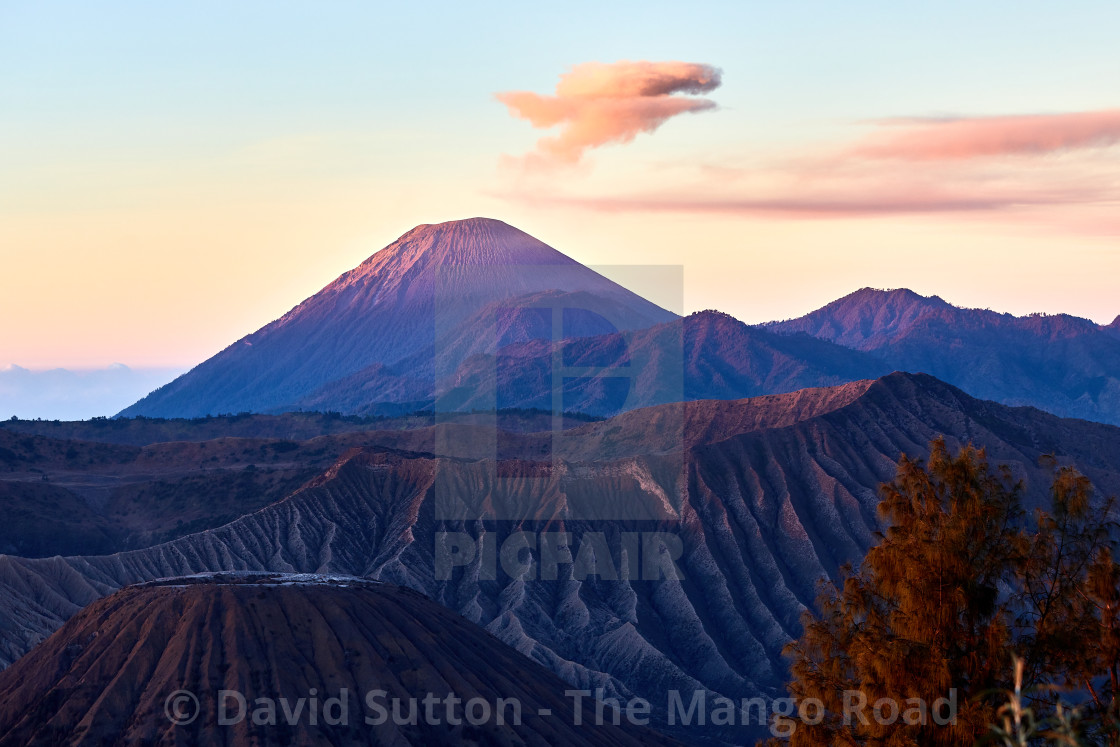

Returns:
352,217,580,271
765,287,954,349
326,218,586,307
121,218,676,418
768,287,1120,424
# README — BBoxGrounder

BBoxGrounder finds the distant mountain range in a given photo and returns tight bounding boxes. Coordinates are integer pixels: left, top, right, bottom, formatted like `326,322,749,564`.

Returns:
766,287,1120,425
298,309,890,417
118,218,1120,427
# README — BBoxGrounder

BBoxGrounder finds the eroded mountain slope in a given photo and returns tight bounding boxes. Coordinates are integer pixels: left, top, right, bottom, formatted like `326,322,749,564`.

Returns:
2,373,1119,741
0,574,680,746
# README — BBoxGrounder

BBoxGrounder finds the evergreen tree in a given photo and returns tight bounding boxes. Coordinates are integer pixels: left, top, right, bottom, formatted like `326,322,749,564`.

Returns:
774,439,1119,746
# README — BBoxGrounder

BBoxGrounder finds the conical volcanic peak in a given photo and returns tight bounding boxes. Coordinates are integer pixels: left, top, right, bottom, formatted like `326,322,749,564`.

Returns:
318,217,607,313
119,217,676,418
330,218,582,297
370,217,577,269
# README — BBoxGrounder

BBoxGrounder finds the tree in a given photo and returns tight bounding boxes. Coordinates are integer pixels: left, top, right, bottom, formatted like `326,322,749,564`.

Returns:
1009,463,1120,745
773,438,1119,746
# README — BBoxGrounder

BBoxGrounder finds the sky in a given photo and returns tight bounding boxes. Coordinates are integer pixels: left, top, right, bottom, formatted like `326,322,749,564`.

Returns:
2,0,1119,379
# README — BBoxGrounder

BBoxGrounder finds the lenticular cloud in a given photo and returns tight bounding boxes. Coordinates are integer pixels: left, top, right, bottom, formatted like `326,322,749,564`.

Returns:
496,61,722,166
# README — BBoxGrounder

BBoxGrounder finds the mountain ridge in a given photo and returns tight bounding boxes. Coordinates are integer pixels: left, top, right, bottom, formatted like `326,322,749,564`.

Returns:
767,287,1120,424
769,286,1115,344
295,309,890,418
117,222,1120,428
4,372,1120,742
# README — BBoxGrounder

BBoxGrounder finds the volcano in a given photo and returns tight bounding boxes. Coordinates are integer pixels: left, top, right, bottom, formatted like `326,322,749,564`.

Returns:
0,573,681,746
120,218,677,418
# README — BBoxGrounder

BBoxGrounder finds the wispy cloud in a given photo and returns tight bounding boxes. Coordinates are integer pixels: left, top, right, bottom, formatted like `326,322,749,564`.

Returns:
499,104,1120,226
850,110,1120,160
496,61,721,168
514,180,1110,219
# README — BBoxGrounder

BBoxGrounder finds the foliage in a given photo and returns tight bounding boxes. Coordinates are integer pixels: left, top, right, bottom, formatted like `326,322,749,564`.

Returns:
769,438,1120,746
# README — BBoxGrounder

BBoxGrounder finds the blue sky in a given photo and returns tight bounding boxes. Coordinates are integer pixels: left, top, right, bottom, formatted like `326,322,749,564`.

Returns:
1,0,1118,393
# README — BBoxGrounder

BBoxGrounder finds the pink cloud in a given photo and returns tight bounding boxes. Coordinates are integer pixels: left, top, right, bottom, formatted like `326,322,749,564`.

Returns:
497,101,1120,229
512,188,1095,219
852,110,1120,160
503,151,1116,220
496,61,721,166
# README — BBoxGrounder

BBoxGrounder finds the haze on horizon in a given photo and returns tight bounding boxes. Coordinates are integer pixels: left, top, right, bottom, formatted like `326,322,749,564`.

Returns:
2,0,1118,375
